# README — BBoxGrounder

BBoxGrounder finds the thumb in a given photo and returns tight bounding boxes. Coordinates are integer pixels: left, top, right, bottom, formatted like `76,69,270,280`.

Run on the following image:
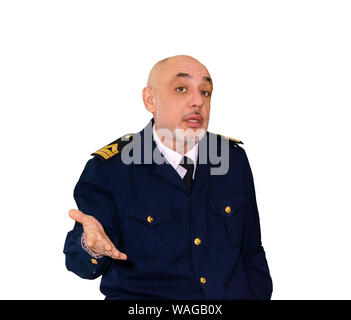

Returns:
68,209,88,224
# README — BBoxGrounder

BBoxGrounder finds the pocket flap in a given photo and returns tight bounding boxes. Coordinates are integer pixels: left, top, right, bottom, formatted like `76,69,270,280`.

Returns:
126,205,173,226
209,194,247,217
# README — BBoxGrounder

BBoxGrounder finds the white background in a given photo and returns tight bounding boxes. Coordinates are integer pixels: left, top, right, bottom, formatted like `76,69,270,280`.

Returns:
1,0,350,299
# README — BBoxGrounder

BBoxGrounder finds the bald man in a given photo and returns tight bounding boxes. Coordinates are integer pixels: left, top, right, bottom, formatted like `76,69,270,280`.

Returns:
63,55,273,300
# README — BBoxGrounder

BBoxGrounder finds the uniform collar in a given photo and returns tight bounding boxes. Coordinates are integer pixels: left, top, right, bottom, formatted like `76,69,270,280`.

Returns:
134,118,210,195
152,123,198,174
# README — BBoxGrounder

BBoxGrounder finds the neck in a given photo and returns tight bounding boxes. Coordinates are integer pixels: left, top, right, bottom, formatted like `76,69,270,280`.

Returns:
160,136,195,155
153,123,200,155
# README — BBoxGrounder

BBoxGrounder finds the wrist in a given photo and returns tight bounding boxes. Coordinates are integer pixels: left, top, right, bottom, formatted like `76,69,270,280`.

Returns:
80,233,104,259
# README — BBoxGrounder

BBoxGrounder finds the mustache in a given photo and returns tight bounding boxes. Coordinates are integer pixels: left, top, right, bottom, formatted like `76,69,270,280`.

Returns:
182,111,204,121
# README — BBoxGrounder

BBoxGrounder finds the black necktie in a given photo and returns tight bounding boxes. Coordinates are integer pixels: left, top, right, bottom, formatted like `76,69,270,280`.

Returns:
180,156,194,192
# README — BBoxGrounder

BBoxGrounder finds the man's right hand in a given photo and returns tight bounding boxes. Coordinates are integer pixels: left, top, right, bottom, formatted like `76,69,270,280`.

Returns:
68,209,127,260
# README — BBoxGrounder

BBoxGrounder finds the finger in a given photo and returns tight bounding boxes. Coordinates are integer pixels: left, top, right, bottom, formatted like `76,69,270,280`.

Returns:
68,209,89,225
104,243,112,251
111,248,128,260
100,240,127,260
102,242,117,257
93,239,111,255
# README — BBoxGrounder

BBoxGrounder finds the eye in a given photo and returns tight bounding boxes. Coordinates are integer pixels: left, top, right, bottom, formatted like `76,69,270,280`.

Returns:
176,87,187,93
201,91,211,97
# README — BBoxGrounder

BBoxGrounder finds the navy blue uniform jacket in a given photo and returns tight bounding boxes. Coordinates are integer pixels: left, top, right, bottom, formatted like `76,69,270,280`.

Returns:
63,119,273,299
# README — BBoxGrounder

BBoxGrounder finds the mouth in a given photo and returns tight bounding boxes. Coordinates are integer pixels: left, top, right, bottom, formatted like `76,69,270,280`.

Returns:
183,114,203,128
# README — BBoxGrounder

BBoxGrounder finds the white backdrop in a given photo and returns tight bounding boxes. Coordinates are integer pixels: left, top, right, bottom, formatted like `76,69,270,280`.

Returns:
1,0,350,299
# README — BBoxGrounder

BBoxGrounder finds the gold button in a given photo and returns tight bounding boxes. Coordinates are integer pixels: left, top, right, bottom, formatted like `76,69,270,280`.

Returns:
91,258,98,265
200,277,206,284
147,216,154,223
225,206,231,214
194,238,201,245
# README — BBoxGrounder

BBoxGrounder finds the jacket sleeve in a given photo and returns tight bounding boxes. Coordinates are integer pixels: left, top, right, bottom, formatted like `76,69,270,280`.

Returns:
63,157,119,280
240,149,273,299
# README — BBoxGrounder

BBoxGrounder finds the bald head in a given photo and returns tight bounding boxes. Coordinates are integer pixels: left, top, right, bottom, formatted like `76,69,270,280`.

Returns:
147,57,168,87
147,55,211,88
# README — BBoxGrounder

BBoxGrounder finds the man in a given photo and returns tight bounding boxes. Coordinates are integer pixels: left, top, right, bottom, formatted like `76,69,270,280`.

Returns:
63,55,273,300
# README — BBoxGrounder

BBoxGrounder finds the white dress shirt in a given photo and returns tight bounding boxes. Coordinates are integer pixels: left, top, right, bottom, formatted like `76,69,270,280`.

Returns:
152,124,198,179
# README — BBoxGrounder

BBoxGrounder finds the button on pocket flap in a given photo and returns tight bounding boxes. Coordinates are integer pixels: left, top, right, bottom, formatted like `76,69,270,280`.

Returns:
126,205,173,226
209,194,247,217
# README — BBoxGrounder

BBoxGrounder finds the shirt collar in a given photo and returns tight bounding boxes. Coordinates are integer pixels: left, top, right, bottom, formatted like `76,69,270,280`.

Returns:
152,124,198,172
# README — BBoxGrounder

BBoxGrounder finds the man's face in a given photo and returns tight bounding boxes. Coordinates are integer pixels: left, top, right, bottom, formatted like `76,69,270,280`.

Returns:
145,57,213,145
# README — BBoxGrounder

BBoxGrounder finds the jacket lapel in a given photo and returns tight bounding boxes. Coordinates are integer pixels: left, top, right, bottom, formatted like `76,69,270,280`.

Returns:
191,132,210,197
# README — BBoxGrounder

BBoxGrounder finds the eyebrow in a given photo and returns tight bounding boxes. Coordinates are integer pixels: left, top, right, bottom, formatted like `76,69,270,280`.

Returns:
174,72,212,84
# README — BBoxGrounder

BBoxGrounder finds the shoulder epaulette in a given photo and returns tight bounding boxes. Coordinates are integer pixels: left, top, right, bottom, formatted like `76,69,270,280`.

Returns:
91,134,134,161
219,134,244,147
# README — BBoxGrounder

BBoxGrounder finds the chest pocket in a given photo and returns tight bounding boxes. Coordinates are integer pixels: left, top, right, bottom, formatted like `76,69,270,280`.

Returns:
208,194,247,248
122,205,174,258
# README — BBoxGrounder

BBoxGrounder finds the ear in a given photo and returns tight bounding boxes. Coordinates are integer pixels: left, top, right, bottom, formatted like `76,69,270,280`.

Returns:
142,87,155,113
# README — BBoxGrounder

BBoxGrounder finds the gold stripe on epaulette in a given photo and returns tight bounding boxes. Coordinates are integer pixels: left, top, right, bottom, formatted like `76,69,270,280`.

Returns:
220,135,243,144
104,143,119,155
94,150,111,160
93,143,119,160
99,148,114,157
228,137,243,144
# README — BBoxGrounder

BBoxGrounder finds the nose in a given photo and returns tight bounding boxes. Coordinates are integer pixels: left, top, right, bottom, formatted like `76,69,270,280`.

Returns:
189,90,204,108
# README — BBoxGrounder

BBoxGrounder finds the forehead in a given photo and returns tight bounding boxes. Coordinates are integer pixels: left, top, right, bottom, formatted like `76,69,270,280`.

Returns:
161,59,212,85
